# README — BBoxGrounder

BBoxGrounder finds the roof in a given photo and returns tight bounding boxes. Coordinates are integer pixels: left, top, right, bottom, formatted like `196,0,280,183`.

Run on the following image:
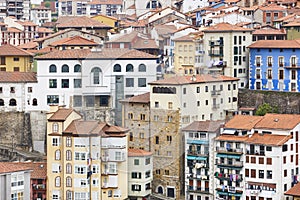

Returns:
120,92,150,104
252,28,286,35
7,27,22,32
132,37,158,49
57,16,112,29
149,74,239,85
182,120,224,132
224,115,264,130
48,108,74,121
285,182,300,196
128,149,152,157
36,48,158,60
259,4,286,11
246,132,292,146
0,162,32,174
215,134,249,142
37,27,54,33
254,113,300,130
14,162,47,179
50,35,98,46
0,72,37,83
107,31,138,43
88,0,122,5
173,35,194,42
18,41,38,49
203,22,253,32
248,40,300,48
154,24,178,35
0,44,33,56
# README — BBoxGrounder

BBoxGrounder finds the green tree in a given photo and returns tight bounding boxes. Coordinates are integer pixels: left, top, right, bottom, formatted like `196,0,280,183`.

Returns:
255,103,278,116
44,1,50,8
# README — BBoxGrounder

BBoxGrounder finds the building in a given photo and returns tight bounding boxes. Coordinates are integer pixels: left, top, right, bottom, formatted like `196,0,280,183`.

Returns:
30,6,52,26
0,162,32,200
182,120,224,200
128,149,153,200
202,23,253,88
285,182,300,200
0,45,34,72
46,106,129,200
248,40,300,92
6,0,30,20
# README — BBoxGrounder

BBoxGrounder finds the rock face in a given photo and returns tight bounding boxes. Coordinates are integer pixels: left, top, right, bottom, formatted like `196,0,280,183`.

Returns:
238,89,300,114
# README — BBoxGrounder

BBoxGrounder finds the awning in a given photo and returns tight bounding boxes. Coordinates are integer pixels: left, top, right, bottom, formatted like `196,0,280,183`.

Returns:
187,155,207,161
216,154,241,159
223,129,236,134
187,139,209,145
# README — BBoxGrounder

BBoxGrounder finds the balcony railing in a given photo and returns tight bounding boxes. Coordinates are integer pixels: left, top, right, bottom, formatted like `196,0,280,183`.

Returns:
216,147,243,154
209,50,223,57
188,186,210,193
284,62,300,68
212,104,220,109
216,160,243,167
211,90,221,96
209,40,224,47
187,150,209,157
188,173,209,180
32,184,46,190
215,173,243,181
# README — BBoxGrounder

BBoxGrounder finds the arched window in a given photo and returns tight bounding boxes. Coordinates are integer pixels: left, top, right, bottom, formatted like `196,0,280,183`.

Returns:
55,150,61,160
66,163,72,174
157,186,163,194
91,67,102,85
74,64,81,72
66,150,72,161
0,99,4,106
113,64,121,72
9,99,16,106
49,64,57,73
32,98,37,106
62,64,69,72
55,176,61,187
66,177,72,187
126,64,134,72
53,123,59,132
138,64,146,72
66,190,72,200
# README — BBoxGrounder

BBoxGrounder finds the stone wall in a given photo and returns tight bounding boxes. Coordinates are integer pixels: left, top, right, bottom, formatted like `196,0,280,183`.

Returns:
238,89,300,114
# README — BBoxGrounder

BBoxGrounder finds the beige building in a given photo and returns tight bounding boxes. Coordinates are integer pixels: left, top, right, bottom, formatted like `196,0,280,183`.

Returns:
46,106,128,200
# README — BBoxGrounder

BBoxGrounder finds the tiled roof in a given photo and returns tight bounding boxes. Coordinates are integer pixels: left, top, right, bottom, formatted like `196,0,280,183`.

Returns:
37,27,54,33
0,162,32,174
15,162,47,179
128,148,152,157
88,0,122,5
50,35,98,46
254,113,300,130
18,41,38,49
283,20,300,27
36,48,158,60
0,44,33,56
224,115,263,130
246,133,292,146
273,13,296,22
34,29,71,42
154,24,177,35
148,74,239,85
132,37,158,49
0,72,37,83
48,108,75,121
182,120,224,132
103,125,129,133
32,5,50,10
252,28,286,35
64,120,107,135
173,35,194,42
7,27,22,32
57,16,112,28
215,134,249,142
17,20,37,26
107,31,138,43
248,40,300,48
285,182,300,196
91,14,117,21
259,4,286,11
203,22,253,32
120,92,150,104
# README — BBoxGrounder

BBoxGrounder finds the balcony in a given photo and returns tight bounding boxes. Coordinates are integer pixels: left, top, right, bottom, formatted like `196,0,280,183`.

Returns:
209,40,223,47
246,150,265,156
187,173,209,180
216,186,243,196
188,186,210,194
215,173,243,181
215,160,243,167
101,144,126,149
284,62,300,69
212,104,220,110
211,90,221,96
216,147,243,155
32,184,46,190
209,50,223,57
187,150,209,157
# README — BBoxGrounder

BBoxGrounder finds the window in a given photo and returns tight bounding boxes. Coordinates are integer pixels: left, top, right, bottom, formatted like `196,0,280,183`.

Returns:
27,87,32,93
126,64,134,72
138,64,146,72
91,67,102,85
279,57,284,67
49,79,57,88
9,99,16,106
205,86,208,92
66,150,72,160
74,79,82,88
145,157,150,165
0,99,4,106
14,67,19,71
132,184,141,191
259,170,264,178
0,67,5,71
267,170,272,179
155,136,159,144
52,137,59,147
256,57,261,66
10,87,15,93
167,135,172,142
47,95,59,104
267,69,272,79
55,150,61,160
155,101,159,108
113,64,121,72
279,69,284,80
74,64,81,72
61,79,69,88
134,159,139,165
196,87,200,93
140,114,146,120
168,102,173,109
282,144,288,152
66,164,72,174
138,78,146,87
126,78,134,87
55,176,61,187
62,64,69,72
267,57,272,66
66,177,72,187
132,172,142,179
49,64,57,73
75,166,86,174
251,169,256,178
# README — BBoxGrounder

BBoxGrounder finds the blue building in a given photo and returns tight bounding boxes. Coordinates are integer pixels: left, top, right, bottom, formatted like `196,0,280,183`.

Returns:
248,40,300,92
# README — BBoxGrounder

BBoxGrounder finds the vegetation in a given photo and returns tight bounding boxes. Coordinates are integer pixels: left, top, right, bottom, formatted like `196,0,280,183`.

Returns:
255,103,279,116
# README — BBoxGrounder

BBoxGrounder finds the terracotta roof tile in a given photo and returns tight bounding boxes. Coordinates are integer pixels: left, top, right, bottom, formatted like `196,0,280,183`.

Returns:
132,37,158,49
88,0,122,5
0,72,37,83
108,31,138,43
149,74,239,85
18,41,38,49
48,108,74,121
36,48,158,60
7,27,22,32
248,40,300,48
0,162,32,174
246,133,292,146
259,4,286,11
57,16,112,28
37,27,54,33
215,134,249,142
224,115,264,130
120,92,150,104
17,20,37,26
182,120,224,132
173,35,194,42
0,44,33,56
253,28,286,35
14,162,46,179
285,182,300,196
128,148,152,157
203,22,253,32
64,120,106,135
50,35,98,46
254,113,300,130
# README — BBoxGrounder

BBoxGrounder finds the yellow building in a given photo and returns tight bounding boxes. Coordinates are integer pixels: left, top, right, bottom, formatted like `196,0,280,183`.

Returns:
91,14,119,32
0,44,34,72
46,106,129,200
173,35,195,76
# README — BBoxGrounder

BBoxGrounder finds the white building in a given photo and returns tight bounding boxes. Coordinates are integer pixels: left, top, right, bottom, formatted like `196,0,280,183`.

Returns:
30,6,52,26
128,149,153,200
35,48,158,125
